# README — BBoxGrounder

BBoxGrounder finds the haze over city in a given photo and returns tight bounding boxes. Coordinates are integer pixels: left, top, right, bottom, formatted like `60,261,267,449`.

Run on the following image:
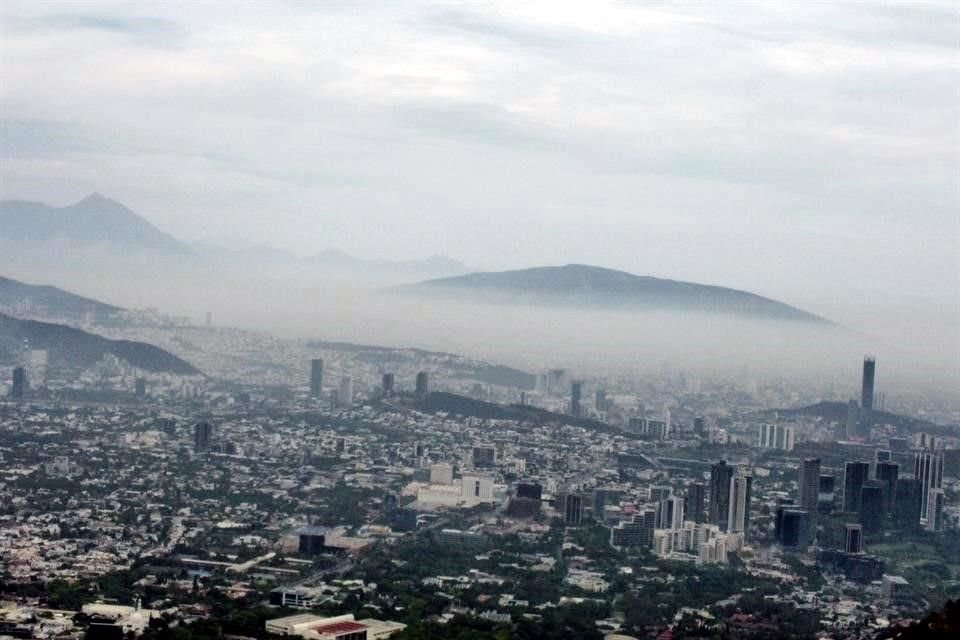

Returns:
0,2,959,640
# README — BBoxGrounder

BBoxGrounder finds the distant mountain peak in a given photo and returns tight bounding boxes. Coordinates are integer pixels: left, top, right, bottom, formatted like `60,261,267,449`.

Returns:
0,193,191,254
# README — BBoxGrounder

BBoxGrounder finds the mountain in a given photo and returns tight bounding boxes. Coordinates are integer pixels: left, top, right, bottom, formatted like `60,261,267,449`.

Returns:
0,275,123,322
775,401,955,436
398,264,834,325
0,312,200,375
0,193,191,254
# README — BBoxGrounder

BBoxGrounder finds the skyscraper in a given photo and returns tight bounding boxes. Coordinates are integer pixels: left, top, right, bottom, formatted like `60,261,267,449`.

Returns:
687,482,706,524
799,458,821,531
560,493,583,526
570,381,582,418
415,371,429,395
310,359,324,398
861,356,876,411
776,508,811,549
11,366,27,399
135,377,146,398
845,400,860,439
925,489,945,532
382,372,395,396
694,416,705,437
892,478,923,531
859,481,885,534
194,421,214,453
915,450,944,523
845,523,864,554
727,469,753,538
337,376,353,408
875,461,899,514
843,461,870,513
709,460,734,531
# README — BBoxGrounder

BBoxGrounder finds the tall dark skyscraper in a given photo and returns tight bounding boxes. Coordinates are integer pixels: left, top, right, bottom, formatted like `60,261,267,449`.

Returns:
798,458,821,530
11,366,27,399
382,373,395,396
194,421,214,453
709,460,734,531
570,381,582,418
893,478,923,531
859,481,885,534
845,523,864,554
310,358,324,397
875,461,899,514
861,356,876,411
843,461,870,512
135,377,146,398
687,482,706,523
694,416,705,437
415,371,429,395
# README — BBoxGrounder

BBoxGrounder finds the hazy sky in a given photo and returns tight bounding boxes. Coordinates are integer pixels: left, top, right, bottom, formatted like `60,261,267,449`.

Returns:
1,1,958,313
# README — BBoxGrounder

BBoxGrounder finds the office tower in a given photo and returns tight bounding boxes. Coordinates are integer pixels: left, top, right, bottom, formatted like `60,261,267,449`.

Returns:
668,495,685,529
517,482,543,501
758,423,795,451
592,488,622,520
595,389,608,412
893,478,923,531
861,356,876,411
798,458,821,530
310,359,324,397
472,446,496,468
687,482,706,524
727,469,752,538
415,371,429,395
925,489,945,532
915,450,944,523
205,311,212,328
193,421,214,453
337,376,353,408
876,449,892,463
776,509,811,549
875,461,899,514
656,496,685,530
709,460,734,531
610,511,656,549
845,523,864,554
559,493,583,526
859,481,885,534
650,485,673,503
694,416,705,437
843,461,870,512
845,400,860,439
818,474,836,513
381,372,395,396
570,381,582,418
11,366,27,399
135,377,146,398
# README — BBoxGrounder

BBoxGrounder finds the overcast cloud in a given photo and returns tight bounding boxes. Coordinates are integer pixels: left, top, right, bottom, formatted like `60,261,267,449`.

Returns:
1,1,958,325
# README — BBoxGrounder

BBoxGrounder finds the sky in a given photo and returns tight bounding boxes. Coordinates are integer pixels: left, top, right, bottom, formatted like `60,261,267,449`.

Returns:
1,1,958,320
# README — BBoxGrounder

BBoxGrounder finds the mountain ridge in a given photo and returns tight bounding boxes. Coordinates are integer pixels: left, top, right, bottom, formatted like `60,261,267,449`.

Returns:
0,312,200,376
397,263,835,325
0,275,123,321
